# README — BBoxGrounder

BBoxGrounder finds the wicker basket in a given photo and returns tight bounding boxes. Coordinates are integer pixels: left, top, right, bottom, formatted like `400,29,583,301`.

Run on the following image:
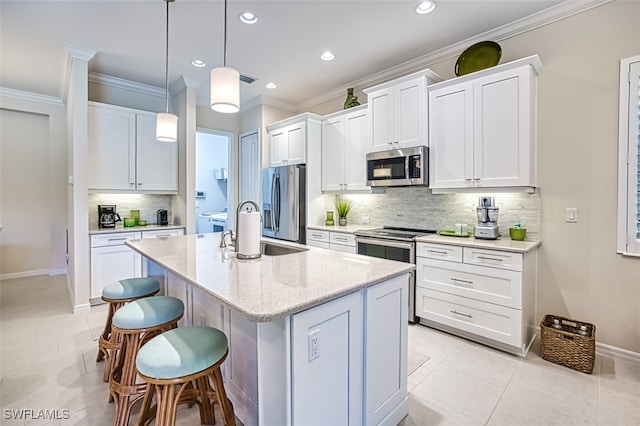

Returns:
540,314,596,374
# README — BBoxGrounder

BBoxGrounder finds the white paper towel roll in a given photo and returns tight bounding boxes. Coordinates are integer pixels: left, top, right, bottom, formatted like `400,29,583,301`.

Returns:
237,210,261,257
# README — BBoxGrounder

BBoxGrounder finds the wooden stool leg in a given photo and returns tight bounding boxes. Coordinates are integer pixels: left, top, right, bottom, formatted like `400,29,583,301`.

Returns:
96,302,117,363
194,376,216,425
136,383,155,426
210,368,236,426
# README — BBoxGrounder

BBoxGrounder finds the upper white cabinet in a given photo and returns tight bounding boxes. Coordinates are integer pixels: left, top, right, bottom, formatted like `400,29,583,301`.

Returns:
428,55,542,191
267,113,322,167
88,102,178,193
364,69,441,152
321,105,369,191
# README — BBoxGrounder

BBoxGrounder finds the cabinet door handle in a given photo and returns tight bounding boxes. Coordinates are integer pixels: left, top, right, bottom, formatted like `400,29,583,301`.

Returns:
450,277,474,285
130,182,136,185
427,249,447,255
155,234,172,238
477,256,503,262
450,310,473,318
311,233,322,238
108,237,128,242
335,237,348,242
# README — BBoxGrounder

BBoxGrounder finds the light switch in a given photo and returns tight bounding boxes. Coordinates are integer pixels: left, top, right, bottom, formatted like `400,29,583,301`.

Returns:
565,208,578,223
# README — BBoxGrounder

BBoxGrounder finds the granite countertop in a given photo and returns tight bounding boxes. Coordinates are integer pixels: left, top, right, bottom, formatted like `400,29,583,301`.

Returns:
307,224,379,233
89,224,186,235
415,234,541,253
126,233,414,322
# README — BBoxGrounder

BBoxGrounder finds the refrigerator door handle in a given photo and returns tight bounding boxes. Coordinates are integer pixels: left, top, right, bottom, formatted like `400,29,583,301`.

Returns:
274,173,281,232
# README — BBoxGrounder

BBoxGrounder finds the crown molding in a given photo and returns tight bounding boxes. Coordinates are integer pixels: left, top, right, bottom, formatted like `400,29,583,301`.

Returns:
88,73,167,98
61,44,97,105
242,95,296,112
295,0,611,111
0,87,64,106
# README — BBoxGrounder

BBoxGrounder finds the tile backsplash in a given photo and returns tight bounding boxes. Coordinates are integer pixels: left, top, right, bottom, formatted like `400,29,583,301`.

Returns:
89,194,173,229
325,189,540,240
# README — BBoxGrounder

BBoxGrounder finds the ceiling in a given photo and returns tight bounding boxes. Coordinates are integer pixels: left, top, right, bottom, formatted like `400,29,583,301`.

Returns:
0,0,603,110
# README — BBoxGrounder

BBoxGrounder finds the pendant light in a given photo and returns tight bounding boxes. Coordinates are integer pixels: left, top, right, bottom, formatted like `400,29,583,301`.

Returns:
210,0,240,113
156,0,178,142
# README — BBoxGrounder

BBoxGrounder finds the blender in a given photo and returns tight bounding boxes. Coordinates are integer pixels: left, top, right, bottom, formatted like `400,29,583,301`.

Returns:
474,196,500,239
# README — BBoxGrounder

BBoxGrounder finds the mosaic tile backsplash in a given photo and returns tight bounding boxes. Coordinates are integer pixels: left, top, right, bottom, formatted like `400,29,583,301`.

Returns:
325,189,541,240
89,194,173,229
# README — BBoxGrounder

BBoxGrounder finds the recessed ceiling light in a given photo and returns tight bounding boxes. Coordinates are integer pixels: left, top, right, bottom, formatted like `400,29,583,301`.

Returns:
191,59,206,68
266,82,277,89
415,0,437,15
239,12,258,24
321,51,335,61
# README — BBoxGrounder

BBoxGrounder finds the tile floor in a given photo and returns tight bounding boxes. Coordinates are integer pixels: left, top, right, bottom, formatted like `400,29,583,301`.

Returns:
1,275,639,425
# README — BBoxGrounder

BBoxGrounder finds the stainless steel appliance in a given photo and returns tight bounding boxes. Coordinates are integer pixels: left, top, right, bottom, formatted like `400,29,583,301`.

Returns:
98,205,121,228
474,196,500,239
354,227,437,323
262,164,306,244
157,209,169,226
366,145,428,187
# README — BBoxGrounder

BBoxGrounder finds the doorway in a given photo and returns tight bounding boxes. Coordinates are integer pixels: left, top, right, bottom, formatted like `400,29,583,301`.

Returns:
195,130,231,234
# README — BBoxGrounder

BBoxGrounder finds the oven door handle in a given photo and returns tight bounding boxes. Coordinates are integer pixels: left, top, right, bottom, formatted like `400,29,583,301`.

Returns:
355,236,414,250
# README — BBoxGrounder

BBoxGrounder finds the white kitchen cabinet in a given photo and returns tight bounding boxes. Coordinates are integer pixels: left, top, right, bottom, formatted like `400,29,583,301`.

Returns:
306,229,330,249
88,102,178,193
306,228,356,253
266,113,322,167
415,241,537,355
291,290,363,426
140,228,184,239
364,69,441,152
321,105,369,191
90,231,142,300
428,56,542,191
364,274,407,425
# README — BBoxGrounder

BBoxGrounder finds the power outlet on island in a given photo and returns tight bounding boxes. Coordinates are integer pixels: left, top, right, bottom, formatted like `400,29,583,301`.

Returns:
308,330,320,362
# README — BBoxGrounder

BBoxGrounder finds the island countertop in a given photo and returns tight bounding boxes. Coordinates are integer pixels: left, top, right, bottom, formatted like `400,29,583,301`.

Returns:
126,233,414,322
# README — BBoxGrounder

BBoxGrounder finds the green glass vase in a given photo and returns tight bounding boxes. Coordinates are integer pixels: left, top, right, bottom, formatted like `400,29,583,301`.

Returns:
343,88,354,109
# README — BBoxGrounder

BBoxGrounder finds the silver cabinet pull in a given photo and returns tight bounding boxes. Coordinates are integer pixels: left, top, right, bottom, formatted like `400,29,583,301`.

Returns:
477,256,503,262
450,277,474,285
335,237,348,242
155,234,172,238
427,249,447,255
450,310,473,318
108,237,128,242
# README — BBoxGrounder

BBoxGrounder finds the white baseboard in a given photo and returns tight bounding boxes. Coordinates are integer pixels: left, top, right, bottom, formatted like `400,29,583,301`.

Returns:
1,268,68,281
1,268,50,280
596,342,640,365
73,302,91,314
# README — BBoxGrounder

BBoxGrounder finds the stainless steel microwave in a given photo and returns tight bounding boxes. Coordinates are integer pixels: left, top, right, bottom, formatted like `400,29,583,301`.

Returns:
366,146,428,187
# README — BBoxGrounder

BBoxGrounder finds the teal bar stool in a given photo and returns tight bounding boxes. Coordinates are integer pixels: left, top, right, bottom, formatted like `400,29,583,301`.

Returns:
96,277,160,382
109,296,184,426
135,326,236,426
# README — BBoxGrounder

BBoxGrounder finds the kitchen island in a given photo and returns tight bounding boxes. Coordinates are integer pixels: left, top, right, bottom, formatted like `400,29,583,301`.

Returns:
126,233,414,426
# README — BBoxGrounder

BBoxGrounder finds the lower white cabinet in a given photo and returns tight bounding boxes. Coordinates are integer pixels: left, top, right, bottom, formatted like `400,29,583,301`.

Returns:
90,228,184,302
306,228,356,253
416,242,537,355
90,232,141,300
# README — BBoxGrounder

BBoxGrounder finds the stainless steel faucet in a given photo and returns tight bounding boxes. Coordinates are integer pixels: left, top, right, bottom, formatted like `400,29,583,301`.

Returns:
219,229,235,248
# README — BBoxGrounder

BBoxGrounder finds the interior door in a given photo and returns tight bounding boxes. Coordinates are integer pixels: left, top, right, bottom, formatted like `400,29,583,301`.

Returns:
239,130,261,204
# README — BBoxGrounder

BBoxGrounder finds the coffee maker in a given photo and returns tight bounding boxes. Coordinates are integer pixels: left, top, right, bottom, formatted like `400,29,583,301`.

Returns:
98,205,121,228
474,196,500,239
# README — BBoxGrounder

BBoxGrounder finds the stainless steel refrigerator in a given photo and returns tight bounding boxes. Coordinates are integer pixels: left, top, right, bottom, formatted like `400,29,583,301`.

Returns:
262,164,306,244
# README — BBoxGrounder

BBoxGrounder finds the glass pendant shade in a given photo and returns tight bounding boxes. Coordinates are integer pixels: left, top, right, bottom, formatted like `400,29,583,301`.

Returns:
210,66,240,113
156,112,178,142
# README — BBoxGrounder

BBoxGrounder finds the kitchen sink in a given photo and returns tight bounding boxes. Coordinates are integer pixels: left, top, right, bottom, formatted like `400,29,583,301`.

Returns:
260,241,308,256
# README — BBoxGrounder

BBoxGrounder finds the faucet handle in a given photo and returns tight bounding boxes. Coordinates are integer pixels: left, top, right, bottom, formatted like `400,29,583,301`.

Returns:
219,230,235,248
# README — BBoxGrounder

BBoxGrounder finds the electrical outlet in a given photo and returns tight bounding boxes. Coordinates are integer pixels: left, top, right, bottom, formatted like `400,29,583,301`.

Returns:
199,313,207,326
362,216,370,224
308,330,320,362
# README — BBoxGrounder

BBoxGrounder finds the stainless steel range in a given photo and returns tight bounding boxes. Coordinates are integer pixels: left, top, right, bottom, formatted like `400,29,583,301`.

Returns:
354,227,437,323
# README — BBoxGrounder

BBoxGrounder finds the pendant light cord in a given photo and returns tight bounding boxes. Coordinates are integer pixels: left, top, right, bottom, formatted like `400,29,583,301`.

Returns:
164,0,170,113
223,0,228,67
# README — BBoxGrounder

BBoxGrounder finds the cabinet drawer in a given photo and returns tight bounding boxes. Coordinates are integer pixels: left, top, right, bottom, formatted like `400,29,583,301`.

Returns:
330,232,355,247
307,240,330,250
416,242,462,262
463,247,522,271
416,288,521,347
416,258,522,309
306,229,330,242
91,232,141,247
142,229,184,239
330,243,356,254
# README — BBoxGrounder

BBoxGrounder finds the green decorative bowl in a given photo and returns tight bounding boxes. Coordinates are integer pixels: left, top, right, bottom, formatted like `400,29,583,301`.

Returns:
123,217,136,227
455,41,502,76
509,228,527,241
